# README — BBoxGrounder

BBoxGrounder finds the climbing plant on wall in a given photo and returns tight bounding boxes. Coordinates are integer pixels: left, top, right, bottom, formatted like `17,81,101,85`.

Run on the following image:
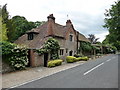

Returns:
36,38,60,60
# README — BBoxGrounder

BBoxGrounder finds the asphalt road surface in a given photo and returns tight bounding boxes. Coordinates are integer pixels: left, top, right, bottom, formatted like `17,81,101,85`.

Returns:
11,54,119,88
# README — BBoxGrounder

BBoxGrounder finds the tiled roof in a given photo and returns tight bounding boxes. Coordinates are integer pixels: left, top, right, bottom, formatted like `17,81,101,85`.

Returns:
78,32,90,42
15,14,90,49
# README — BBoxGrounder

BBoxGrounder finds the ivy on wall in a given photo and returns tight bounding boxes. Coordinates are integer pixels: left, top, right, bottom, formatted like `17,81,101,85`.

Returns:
36,38,60,60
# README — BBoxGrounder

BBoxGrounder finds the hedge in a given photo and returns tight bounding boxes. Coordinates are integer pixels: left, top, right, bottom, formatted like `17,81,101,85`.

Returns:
75,56,89,61
66,56,76,63
47,59,63,68
66,56,89,63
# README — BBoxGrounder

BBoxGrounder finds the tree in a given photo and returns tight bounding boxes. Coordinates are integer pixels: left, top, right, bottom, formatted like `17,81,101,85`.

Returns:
103,1,120,50
11,16,46,41
88,34,99,44
34,21,46,28
1,4,15,42
0,6,8,41
0,17,8,41
11,16,32,41
1,4,9,24
1,4,46,42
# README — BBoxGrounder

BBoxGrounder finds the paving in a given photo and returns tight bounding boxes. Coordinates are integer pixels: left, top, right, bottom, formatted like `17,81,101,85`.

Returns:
2,60,88,88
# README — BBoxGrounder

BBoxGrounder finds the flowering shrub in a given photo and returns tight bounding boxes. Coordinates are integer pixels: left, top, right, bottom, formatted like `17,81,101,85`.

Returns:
36,38,60,60
9,45,28,70
0,41,16,55
1,41,28,70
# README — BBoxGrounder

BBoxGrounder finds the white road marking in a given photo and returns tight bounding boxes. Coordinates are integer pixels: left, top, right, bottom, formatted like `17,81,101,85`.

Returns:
106,59,111,62
83,62,104,75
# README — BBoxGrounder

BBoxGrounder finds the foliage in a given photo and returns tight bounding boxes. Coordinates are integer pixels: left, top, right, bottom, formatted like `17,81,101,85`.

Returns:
1,4,46,42
1,4,14,42
80,56,89,61
88,34,99,44
36,38,60,60
66,56,89,63
1,41,28,70
103,1,120,50
9,45,28,70
75,56,89,61
47,59,63,68
1,41,16,55
8,16,36,41
74,54,84,58
66,56,76,63
0,17,8,41
1,4,9,24
80,41,93,52
34,21,46,28
0,4,8,41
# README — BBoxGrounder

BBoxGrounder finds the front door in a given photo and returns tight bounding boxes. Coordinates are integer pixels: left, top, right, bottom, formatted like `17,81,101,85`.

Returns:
69,50,73,56
44,53,48,67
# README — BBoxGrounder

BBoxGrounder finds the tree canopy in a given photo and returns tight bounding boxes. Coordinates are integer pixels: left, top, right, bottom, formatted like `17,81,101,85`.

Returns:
103,1,120,50
1,4,45,42
88,34,99,44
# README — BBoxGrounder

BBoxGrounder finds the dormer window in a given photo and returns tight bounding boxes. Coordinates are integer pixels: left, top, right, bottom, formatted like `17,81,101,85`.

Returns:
27,31,39,40
28,33,34,40
69,34,73,42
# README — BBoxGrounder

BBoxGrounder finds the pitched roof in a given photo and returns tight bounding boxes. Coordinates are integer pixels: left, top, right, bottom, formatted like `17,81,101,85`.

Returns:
15,14,90,48
78,32,90,42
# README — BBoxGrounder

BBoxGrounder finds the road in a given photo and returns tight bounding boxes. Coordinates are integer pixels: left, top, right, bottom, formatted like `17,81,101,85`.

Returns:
12,54,119,88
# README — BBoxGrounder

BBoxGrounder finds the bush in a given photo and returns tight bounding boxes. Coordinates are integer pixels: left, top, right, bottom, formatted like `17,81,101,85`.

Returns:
75,58,81,61
47,59,63,68
74,56,89,61
1,41,28,70
9,45,28,70
80,56,89,61
66,56,76,63
74,54,83,58
0,41,16,55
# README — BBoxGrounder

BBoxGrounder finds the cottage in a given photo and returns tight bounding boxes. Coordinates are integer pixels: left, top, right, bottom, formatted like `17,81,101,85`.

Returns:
15,14,90,67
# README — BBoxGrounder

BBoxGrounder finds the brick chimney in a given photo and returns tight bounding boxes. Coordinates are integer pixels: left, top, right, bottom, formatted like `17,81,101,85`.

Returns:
66,19,72,27
47,14,55,23
46,14,55,36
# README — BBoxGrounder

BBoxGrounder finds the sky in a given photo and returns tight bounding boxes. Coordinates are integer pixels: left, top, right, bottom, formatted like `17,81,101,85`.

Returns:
0,0,117,42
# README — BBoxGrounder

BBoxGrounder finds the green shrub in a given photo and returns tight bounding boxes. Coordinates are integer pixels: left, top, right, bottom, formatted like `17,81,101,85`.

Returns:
74,56,89,61
66,56,76,63
1,41,28,70
74,54,83,58
47,59,63,68
75,57,81,61
74,57,79,61
9,45,28,70
0,41,16,55
80,56,89,61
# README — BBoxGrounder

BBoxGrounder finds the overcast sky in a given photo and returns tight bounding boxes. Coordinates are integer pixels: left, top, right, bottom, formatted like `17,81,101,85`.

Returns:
1,0,117,42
